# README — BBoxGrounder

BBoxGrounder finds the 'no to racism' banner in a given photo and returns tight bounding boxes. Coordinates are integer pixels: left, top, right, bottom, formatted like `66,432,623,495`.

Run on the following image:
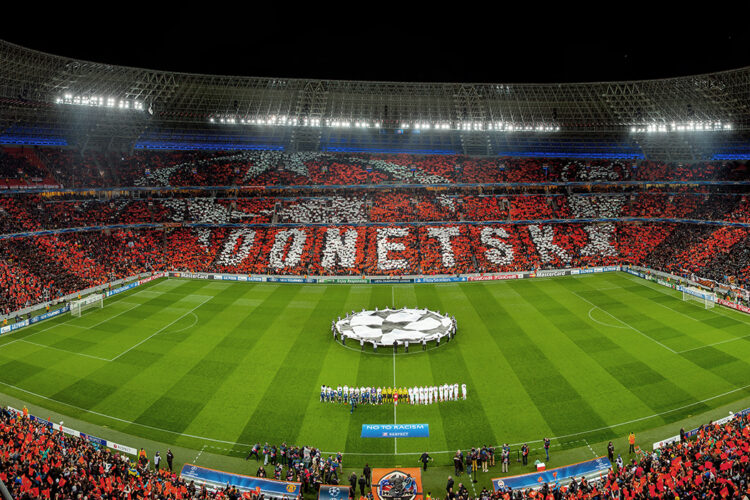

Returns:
361,424,429,438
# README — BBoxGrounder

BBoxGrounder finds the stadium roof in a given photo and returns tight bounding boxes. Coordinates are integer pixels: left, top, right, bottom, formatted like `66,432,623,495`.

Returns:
1,25,750,160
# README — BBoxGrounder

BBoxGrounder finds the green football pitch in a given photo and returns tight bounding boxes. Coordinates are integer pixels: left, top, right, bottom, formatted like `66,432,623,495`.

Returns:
1,272,750,469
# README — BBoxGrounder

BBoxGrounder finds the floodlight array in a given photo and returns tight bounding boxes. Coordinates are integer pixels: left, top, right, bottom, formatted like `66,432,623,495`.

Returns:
55,94,144,111
630,121,733,134
209,115,560,133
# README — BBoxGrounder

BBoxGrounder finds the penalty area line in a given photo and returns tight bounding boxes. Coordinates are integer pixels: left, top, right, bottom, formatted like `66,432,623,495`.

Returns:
18,339,111,362
109,296,212,362
571,290,677,354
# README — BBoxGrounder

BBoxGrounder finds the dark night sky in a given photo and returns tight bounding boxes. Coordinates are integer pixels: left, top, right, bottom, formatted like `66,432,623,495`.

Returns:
3,10,749,84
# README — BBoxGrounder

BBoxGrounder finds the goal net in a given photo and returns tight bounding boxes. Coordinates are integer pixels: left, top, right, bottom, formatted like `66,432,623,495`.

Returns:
681,286,717,309
70,294,104,317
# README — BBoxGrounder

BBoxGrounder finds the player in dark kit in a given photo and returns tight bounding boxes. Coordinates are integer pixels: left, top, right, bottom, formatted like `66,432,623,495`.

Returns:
419,452,432,471
246,443,261,461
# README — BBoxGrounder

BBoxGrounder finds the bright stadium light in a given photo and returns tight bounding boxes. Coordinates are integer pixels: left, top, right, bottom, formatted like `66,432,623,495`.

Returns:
631,120,734,134
55,94,145,112
207,113,560,133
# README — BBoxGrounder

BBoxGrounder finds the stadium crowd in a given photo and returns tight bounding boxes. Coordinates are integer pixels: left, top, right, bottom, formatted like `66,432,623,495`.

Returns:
0,219,747,314
1,191,748,235
4,147,749,189
0,404,356,499
2,405,749,499
0,149,748,314
0,406,256,499
488,412,750,500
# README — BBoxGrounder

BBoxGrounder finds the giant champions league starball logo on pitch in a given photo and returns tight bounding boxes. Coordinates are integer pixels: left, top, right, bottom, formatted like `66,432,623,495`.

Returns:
335,308,455,347
372,468,422,500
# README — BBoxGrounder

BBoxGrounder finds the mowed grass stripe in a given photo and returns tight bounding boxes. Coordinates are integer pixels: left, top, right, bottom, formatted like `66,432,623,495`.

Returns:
0,279,199,400
617,275,750,349
524,279,710,427
602,275,749,352
571,276,750,392
461,282,616,441
50,280,221,421
178,285,303,445
447,284,552,446
624,274,750,330
200,284,306,451
392,281,452,458
498,280,645,445
240,285,352,447
297,285,371,455
0,341,105,400
0,278,173,355
0,279,213,430
221,284,325,453
39,279,204,359
127,284,263,436
4,275,750,461
344,285,404,457
0,279,172,379
595,277,750,388
412,284,497,454
562,276,740,400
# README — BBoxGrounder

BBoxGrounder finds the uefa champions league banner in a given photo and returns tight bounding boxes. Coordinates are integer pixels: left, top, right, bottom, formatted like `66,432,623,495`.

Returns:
361,424,429,438
180,464,301,498
28,306,69,325
105,281,139,298
370,278,415,284
1,319,28,335
0,305,69,335
266,276,317,283
492,457,611,491
319,484,348,500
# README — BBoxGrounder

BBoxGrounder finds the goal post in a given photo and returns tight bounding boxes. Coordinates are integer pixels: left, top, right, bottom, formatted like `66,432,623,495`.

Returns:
70,293,104,317
681,286,717,309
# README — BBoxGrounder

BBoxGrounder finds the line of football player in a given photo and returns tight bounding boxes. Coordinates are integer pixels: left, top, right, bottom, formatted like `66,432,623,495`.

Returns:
319,384,467,404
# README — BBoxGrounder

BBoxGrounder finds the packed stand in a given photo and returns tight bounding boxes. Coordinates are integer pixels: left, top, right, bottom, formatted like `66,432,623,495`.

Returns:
0,147,56,187
5,148,750,188
493,412,750,500
0,406,301,499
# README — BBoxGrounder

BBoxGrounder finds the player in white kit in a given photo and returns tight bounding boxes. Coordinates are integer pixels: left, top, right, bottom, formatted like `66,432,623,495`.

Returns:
462,383,467,400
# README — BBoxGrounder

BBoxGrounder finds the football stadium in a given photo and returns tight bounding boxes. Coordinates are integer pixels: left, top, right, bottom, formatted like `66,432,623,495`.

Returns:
0,33,750,500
